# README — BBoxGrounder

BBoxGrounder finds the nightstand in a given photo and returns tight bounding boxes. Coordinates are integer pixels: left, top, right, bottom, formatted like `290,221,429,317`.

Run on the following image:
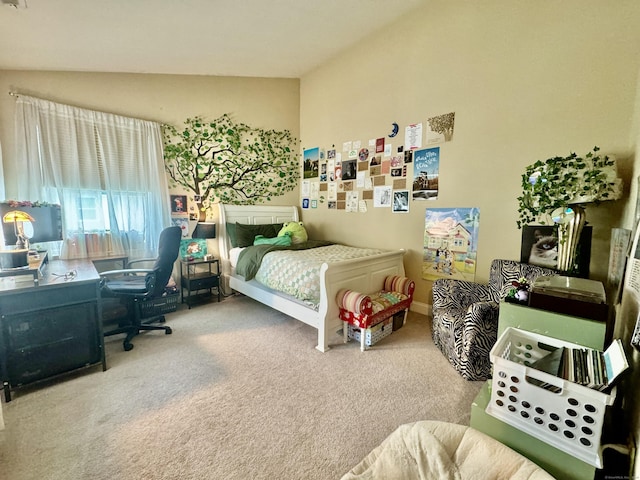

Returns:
180,257,220,308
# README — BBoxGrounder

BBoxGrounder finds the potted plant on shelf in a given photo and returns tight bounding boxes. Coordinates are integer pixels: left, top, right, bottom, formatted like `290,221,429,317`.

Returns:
517,146,622,273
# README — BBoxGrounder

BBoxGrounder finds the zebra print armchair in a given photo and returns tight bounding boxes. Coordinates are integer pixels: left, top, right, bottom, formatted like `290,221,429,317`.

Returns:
431,259,555,381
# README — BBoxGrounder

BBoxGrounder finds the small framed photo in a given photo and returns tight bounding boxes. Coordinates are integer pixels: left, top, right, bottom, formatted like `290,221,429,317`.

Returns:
521,226,558,269
392,190,410,213
170,195,187,214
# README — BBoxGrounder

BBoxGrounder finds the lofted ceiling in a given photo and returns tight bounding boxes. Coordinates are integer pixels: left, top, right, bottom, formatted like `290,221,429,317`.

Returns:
0,0,425,78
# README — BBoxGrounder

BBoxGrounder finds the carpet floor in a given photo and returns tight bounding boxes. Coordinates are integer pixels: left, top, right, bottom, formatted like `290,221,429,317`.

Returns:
0,294,483,480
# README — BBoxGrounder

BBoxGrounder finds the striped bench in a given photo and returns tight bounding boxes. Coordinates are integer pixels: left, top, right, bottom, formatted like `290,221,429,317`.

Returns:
336,275,415,351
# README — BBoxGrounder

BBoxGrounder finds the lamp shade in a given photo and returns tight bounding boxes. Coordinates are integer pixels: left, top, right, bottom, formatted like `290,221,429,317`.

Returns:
2,210,34,223
192,222,216,239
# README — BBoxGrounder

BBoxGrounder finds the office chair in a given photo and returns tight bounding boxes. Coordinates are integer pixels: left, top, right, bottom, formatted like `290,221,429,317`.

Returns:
101,226,182,351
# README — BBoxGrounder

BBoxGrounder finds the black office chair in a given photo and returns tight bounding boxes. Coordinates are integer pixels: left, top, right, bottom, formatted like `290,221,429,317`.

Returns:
101,226,182,351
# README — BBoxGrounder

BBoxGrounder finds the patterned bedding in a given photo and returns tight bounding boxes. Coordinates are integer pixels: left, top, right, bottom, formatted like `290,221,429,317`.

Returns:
253,244,384,310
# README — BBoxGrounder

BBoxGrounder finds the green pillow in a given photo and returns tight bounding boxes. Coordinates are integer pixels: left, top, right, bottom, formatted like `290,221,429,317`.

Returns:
226,222,238,248
254,234,292,246
235,222,283,248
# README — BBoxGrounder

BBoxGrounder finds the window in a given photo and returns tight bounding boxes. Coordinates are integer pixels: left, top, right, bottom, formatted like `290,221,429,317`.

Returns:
13,95,171,259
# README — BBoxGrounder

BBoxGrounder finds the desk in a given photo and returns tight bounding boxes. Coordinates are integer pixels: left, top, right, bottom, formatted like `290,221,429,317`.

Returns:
0,258,107,401
90,254,128,272
0,251,48,283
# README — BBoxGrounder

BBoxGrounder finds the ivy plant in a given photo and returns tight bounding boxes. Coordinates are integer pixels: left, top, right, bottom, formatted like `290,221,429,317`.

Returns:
163,114,299,215
517,146,619,228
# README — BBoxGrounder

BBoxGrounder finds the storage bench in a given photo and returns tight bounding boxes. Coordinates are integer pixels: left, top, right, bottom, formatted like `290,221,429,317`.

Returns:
336,275,415,351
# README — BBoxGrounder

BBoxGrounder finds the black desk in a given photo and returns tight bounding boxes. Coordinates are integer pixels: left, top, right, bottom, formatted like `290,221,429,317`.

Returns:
90,254,128,272
0,251,48,283
0,257,107,401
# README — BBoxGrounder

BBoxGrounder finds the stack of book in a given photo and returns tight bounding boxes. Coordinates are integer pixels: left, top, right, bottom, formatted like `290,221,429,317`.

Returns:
532,339,628,392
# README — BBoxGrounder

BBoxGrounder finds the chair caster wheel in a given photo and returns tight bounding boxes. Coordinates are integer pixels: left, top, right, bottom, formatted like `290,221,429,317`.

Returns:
123,341,134,351
165,327,172,335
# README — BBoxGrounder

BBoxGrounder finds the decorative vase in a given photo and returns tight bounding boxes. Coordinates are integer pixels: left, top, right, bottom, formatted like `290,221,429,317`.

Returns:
555,205,586,272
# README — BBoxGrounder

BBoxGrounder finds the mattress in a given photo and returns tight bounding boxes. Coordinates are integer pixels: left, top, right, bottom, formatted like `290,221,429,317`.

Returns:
253,244,384,310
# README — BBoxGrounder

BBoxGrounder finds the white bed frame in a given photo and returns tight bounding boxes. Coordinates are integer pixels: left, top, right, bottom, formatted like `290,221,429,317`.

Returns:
218,204,406,352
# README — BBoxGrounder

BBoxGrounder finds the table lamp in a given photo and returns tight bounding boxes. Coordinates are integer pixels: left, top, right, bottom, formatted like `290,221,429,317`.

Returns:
2,210,34,249
192,222,216,239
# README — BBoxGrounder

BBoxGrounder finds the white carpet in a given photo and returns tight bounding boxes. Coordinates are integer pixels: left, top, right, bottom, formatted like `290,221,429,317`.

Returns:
0,294,483,480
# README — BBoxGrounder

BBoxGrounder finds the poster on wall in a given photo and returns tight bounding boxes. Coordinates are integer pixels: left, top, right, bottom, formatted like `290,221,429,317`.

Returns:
170,194,187,214
423,207,480,281
426,112,456,144
392,190,410,213
412,147,440,200
405,123,423,150
373,186,392,208
624,222,640,298
171,217,190,237
608,227,632,304
346,191,359,212
303,147,320,179
342,159,357,180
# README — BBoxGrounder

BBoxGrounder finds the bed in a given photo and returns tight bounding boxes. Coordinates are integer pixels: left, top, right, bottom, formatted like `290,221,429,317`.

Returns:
217,203,407,352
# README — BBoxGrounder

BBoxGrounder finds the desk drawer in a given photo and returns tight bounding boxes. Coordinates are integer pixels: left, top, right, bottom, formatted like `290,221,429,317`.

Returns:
4,302,101,387
0,282,98,314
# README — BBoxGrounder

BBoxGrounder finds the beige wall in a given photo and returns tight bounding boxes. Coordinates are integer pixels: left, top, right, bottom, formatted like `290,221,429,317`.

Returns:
300,1,640,470
0,70,301,214
299,0,640,310
2,2,640,472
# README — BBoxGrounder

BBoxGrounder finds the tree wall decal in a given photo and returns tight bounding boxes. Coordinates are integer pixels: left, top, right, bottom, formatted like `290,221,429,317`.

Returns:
163,114,299,217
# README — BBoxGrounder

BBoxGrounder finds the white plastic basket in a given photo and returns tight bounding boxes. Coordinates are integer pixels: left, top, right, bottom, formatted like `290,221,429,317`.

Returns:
347,317,393,346
487,327,615,468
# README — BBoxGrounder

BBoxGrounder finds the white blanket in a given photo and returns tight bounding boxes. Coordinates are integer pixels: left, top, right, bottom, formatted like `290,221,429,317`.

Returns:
341,421,555,480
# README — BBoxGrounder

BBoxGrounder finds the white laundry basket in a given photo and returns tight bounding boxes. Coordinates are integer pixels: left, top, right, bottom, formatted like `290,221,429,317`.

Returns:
486,327,615,468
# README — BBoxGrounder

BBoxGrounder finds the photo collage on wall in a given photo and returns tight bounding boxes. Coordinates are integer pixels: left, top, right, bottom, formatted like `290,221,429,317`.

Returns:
301,112,455,213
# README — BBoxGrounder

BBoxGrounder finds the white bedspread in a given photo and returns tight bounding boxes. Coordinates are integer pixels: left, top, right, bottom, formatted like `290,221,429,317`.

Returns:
253,244,384,310
341,421,554,480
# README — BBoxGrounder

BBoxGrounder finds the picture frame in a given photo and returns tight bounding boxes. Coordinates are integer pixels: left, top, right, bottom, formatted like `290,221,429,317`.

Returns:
170,194,188,214
180,238,207,260
520,225,592,277
392,190,409,213
171,217,190,237
520,225,558,269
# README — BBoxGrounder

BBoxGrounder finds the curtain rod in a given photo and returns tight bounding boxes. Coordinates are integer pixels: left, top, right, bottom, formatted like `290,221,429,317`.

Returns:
8,91,19,97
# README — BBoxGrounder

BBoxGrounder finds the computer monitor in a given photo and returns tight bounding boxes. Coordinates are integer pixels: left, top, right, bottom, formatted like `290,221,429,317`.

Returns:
0,203,63,246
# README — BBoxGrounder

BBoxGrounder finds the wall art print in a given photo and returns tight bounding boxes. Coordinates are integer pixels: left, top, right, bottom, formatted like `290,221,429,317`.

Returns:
423,207,480,281
170,194,188,214
426,112,455,144
180,238,207,260
412,147,440,200
303,147,320,179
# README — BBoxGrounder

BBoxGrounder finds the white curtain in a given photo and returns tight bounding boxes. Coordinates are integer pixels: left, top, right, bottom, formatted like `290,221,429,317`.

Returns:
13,95,171,259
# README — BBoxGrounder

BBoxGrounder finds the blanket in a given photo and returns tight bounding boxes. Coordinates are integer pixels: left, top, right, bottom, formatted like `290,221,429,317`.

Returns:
235,240,332,280
341,421,554,480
